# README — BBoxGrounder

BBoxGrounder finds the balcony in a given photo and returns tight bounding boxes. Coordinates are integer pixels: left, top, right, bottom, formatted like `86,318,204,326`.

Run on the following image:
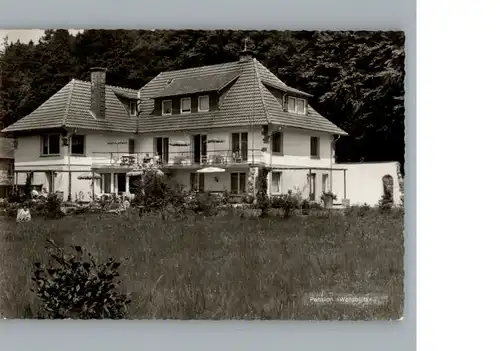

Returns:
91,149,265,170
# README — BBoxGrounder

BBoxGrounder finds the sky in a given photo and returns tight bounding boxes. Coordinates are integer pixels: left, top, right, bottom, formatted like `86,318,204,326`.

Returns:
0,29,83,47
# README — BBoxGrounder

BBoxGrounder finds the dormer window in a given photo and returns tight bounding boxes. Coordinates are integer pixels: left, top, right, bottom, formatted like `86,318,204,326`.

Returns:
162,100,172,115
129,101,137,116
198,95,209,112
287,96,307,114
287,96,296,113
181,97,191,114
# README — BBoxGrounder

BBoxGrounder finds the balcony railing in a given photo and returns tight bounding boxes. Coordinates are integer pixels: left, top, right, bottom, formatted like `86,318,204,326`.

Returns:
92,149,264,169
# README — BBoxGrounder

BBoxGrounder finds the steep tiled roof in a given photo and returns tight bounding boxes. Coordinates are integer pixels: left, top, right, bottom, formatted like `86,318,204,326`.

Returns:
2,82,72,131
139,58,346,135
152,71,240,98
2,80,138,133
138,60,269,132
2,58,346,136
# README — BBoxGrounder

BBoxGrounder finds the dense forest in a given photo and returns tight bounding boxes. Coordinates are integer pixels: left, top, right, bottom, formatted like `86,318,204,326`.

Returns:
0,30,405,172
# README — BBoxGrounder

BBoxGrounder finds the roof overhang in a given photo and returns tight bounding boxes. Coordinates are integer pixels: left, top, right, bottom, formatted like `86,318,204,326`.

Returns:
261,80,313,98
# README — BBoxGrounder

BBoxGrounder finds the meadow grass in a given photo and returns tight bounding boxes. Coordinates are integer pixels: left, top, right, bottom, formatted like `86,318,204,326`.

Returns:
0,209,404,320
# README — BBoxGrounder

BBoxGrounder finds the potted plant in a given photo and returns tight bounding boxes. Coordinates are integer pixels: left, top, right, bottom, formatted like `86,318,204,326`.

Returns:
320,191,337,209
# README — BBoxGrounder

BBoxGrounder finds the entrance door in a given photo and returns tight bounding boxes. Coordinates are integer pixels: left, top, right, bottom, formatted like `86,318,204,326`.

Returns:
116,174,126,194
193,134,207,164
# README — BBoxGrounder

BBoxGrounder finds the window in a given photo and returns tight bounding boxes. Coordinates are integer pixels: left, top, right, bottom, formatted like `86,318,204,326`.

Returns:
230,172,246,194
231,132,248,161
70,135,85,155
198,95,209,112
310,136,319,158
287,96,306,114
129,101,137,116
287,96,296,112
181,97,191,114
41,134,60,155
162,100,172,115
190,173,205,192
297,98,306,114
322,174,329,193
272,132,283,154
271,172,282,193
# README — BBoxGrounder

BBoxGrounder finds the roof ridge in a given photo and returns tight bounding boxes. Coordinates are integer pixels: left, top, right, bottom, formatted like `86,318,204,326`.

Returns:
109,84,139,93
62,79,75,126
73,79,138,93
158,60,239,76
253,59,270,124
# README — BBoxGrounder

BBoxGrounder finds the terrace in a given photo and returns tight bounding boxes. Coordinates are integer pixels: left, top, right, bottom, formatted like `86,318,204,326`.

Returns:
91,149,265,170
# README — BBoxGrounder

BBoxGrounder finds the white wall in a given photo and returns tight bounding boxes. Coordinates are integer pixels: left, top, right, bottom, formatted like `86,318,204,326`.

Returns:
268,168,334,203
14,131,132,171
14,131,133,201
268,162,403,207
72,132,132,167
14,136,66,170
263,127,334,168
263,127,335,202
332,162,403,206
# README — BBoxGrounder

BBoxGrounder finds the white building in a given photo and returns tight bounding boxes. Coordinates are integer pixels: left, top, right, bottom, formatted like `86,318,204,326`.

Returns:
2,50,402,206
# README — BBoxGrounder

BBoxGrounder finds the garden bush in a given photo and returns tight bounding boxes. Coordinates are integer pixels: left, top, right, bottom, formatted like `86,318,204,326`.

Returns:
132,170,187,217
185,192,221,217
44,193,64,219
4,198,57,219
344,203,372,217
378,190,394,212
270,191,301,218
31,239,130,319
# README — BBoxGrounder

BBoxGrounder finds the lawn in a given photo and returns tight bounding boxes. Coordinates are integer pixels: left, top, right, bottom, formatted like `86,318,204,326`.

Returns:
0,209,404,320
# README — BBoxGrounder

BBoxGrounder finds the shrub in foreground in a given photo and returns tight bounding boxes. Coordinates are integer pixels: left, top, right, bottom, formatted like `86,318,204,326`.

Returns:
270,191,301,217
31,239,130,319
44,193,64,219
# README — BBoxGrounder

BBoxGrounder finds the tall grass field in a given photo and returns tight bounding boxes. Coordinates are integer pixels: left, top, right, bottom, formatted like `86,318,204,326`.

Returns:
0,209,404,320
